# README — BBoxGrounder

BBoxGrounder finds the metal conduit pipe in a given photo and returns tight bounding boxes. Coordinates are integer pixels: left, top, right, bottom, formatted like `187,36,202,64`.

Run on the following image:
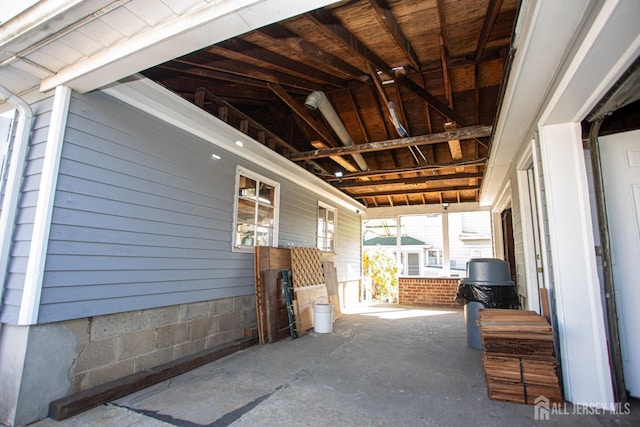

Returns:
304,91,369,171
0,87,33,317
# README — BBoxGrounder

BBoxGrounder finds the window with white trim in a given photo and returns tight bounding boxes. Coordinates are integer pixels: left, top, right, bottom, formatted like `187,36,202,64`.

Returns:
317,202,336,252
233,167,279,251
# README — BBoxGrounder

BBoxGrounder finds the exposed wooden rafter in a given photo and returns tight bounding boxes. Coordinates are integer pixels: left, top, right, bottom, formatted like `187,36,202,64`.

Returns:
334,172,484,189
214,38,346,88
475,0,505,63
258,24,366,79
289,125,491,161
352,184,481,198
368,0,421,71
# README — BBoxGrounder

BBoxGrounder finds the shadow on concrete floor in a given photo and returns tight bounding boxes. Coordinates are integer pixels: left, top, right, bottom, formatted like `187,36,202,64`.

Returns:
32,303,639,427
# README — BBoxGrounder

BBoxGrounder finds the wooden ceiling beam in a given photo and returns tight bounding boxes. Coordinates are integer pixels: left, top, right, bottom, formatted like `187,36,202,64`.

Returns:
331,158,487,181
475,0,504,63
288,125,491,160
308,9,392,76
257,24,365,79
166,56,323,93
311,140,359,172
368,0,421,71
334,172,484,189
394,73,469,126
351,184,481,198
192,87,328,175
214,38,346,88
346,88,371,143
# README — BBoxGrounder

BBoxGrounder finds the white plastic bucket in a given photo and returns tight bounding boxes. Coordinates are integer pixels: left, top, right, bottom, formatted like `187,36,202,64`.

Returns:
314,303,334,333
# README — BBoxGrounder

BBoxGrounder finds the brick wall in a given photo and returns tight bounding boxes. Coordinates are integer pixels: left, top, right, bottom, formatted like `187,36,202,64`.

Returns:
398,277,460,307
66,295,256,391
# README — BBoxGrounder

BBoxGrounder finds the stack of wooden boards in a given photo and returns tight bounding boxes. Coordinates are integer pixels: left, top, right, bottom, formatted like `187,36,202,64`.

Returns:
254,246,341,344
478,309,563,404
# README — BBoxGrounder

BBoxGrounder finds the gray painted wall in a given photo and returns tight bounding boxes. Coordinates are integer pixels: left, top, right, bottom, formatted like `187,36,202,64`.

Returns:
30,90,361,324
0,95,55,324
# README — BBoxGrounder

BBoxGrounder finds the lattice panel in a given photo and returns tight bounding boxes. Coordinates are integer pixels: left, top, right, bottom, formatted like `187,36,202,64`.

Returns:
290,246,324,287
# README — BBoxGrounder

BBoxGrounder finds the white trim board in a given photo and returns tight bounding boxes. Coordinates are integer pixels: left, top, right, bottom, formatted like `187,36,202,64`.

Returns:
19,85,71,325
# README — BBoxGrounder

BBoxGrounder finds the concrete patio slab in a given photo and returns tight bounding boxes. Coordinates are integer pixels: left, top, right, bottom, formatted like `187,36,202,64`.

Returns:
31,304,639,427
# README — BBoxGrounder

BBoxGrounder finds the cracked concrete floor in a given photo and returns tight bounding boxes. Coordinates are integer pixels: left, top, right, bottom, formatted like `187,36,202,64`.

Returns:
32,304,639,427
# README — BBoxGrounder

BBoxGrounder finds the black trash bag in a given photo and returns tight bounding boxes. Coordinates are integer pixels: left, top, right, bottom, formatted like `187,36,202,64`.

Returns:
455,283,520,309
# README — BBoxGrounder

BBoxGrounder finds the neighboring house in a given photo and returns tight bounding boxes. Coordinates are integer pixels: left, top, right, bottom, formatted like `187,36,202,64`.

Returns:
363,211,492,277
0,1,638,426
363,235,428,276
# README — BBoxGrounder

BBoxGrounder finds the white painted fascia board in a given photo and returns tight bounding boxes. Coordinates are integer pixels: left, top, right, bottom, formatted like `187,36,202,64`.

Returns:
479,0,542,207
102,76,366,214
480,0,599,207
41,0,341,93
540,0,640,125
19,85,71,325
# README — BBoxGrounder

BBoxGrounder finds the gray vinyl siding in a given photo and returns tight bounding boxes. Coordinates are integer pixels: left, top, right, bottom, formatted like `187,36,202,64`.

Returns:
279,186,362,282
0,96,55,324
36,89,361,323
334,208,361,283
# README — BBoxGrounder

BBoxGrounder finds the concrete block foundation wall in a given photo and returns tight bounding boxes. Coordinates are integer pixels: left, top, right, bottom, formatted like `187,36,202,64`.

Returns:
398,277,460,307
0,295,257,426
70,295,256,391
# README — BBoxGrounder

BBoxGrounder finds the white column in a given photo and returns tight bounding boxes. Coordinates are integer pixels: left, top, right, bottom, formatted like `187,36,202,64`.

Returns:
538,122,614,406
442,213,450,276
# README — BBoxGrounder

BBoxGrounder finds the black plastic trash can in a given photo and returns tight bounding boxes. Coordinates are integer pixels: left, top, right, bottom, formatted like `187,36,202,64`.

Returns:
455,258,520,349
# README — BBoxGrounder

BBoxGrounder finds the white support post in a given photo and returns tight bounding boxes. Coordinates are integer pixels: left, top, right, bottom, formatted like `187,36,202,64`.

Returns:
538,122,614,406
442,212,450,276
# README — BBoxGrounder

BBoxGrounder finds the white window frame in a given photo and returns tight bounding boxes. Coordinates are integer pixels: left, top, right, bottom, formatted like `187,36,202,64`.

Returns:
232,166,280,252
317,201,337,253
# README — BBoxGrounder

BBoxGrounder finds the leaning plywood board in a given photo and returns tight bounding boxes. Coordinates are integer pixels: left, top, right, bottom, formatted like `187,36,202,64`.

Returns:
294,284,329,331
323,261,342,319
263,269,291,343
290,247,323,287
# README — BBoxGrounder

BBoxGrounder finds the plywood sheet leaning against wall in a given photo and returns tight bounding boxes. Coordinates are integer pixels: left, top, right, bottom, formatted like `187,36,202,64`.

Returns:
294,283,329,332
254,247,291,343
323,261,342,320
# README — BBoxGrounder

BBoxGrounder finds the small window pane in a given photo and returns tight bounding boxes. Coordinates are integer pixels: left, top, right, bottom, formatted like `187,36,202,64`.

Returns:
239,176,257,199
256,226,272,246
257,204,274,226
259,182,274,204
237,199,256,223
236,224,255,247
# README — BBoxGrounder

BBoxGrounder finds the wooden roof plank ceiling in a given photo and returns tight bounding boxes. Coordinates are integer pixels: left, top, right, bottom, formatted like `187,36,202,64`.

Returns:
143,0,519,207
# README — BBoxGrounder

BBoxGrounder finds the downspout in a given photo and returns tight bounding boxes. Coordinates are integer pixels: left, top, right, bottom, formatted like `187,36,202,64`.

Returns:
0,86,33,320
588,118,627,404
304,91,369,171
